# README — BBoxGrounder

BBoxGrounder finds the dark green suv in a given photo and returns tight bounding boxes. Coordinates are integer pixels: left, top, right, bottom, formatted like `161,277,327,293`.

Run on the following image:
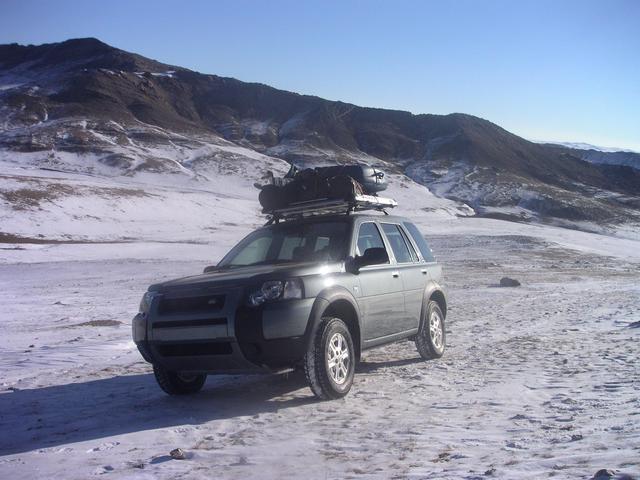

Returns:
133,213,447,399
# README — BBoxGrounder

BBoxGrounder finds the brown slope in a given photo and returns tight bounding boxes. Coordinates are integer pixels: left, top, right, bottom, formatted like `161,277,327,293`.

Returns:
1,38,638,223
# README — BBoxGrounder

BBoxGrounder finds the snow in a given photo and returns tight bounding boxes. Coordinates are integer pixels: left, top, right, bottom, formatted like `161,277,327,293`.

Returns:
278,112,307,136
244,120,270,135
1,228,639,479
0,83,25,91
530,140,640,170
0,135,639,479
150,71,175,78
533,140,638,154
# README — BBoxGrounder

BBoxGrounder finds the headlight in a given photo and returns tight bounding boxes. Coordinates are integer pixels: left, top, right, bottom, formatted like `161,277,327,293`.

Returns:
262,280,284,300
248,278,303,307
283,278,303,299
139,291,156,314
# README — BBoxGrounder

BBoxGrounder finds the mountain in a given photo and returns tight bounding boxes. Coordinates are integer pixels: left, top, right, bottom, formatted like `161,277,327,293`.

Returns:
536,141,638,154
537,142,640,171
1,37,639,237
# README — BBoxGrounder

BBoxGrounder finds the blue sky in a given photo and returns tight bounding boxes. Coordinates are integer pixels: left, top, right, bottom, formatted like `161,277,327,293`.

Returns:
2,0,639,151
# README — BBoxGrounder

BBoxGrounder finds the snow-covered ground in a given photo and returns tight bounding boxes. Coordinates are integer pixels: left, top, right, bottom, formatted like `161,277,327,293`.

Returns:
1,219,639,479
0,148,639,479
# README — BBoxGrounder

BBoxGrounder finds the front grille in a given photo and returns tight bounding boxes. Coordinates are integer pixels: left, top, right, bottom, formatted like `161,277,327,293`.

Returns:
158,294,225,315
152,318,226,329
157,342,232,357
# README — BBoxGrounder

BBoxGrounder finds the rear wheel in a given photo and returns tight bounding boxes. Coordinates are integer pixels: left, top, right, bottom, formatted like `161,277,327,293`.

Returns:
153,365,207,395
304,317,355,400
415,300,446,359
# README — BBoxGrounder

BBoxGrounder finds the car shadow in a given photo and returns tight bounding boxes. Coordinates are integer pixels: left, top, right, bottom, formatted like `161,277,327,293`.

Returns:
356,356,426,373
0,369,315,456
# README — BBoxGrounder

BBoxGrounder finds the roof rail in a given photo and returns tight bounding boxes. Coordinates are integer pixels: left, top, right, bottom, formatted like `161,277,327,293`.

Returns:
265,194,397,223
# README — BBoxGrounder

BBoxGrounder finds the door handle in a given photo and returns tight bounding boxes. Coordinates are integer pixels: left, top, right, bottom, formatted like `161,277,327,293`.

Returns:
392,271,400,278
421,269,428,275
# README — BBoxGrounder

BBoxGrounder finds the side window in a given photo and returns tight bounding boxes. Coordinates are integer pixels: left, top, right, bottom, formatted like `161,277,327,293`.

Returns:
399,227,419,262
381,223,414,264
356,222,386,257
280,236,305,260
404,222,435,262
315,236,330,251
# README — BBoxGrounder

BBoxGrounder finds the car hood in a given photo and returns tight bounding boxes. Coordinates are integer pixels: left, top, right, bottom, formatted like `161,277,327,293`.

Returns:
150,261,344,292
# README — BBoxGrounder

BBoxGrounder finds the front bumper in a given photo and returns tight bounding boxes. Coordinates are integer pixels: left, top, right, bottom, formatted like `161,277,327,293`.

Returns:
133,289,315,374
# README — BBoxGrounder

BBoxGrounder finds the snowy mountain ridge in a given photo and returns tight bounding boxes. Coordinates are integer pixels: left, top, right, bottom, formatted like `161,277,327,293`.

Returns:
1,37,639,242
533,140,638,154
534,140,640,171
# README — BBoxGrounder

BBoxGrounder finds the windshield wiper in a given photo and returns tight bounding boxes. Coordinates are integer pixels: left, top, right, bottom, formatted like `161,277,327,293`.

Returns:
213,264,239,271
246,259,294,267
217,259,296,270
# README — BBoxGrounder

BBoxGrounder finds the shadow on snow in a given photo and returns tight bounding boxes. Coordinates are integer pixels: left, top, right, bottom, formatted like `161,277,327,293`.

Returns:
0,353,432,456
0,370,315,455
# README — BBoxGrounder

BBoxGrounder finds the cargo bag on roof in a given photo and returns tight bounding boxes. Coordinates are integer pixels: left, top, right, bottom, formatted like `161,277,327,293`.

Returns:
315,165,387,194
256,164,387,212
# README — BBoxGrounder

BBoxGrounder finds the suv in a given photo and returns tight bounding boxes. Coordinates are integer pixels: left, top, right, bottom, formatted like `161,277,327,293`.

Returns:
133,213,447,399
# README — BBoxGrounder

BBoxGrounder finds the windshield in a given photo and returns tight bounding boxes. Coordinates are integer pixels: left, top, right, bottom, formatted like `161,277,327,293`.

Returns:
218,220,349,268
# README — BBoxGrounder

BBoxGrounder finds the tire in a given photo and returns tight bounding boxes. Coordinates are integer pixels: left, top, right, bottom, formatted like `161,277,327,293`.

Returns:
415,300,446,359
153,364,207,395
304,317,355,400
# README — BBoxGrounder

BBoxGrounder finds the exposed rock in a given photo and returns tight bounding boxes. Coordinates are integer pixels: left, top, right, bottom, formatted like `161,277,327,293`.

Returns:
592,469,616,480
169,448,186,460
591,469,637,480
500,277,521,287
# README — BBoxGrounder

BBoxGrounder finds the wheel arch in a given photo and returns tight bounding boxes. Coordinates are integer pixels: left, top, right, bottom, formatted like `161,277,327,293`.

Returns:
429,289,447,318
322,298,361,363
420,281,447,328
306,286,362,362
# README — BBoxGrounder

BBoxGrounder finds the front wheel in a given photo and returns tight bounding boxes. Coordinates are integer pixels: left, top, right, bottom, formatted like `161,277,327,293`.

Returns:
304,317,355,400
153,365,207,395
415,300,446,359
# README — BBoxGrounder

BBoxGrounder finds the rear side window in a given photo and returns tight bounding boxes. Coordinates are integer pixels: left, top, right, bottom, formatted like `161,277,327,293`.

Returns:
398,227,419,262
356,222,386,256
404,222,435,262
381,223,414,264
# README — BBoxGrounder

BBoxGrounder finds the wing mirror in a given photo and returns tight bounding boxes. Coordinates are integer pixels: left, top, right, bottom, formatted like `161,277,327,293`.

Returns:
203,265,216,273
349,247,389,273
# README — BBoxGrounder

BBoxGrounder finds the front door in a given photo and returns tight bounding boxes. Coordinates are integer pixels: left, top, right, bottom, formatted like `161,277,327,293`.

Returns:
354,222,405,340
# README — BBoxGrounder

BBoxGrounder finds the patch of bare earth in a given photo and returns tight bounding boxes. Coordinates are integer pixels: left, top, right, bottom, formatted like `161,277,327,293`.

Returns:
0,184,75,210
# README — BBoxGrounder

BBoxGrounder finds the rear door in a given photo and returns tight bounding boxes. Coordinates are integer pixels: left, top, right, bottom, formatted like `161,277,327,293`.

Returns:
353,221,405,340
403,222,441,282
380,222,425,331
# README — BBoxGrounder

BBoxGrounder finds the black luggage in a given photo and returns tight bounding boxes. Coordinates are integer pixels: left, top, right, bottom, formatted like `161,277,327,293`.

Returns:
314,165,387,194
256,164,386,212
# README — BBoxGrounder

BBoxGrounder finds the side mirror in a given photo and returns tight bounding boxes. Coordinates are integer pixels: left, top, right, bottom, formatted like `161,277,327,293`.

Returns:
203,265,216,273
351,247,389,272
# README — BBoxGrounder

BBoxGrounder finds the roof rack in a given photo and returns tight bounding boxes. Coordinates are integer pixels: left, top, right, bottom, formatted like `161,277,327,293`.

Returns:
265,194,397,223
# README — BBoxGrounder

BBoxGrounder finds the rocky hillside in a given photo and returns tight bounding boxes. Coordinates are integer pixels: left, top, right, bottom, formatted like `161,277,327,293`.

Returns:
1,37,639,232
